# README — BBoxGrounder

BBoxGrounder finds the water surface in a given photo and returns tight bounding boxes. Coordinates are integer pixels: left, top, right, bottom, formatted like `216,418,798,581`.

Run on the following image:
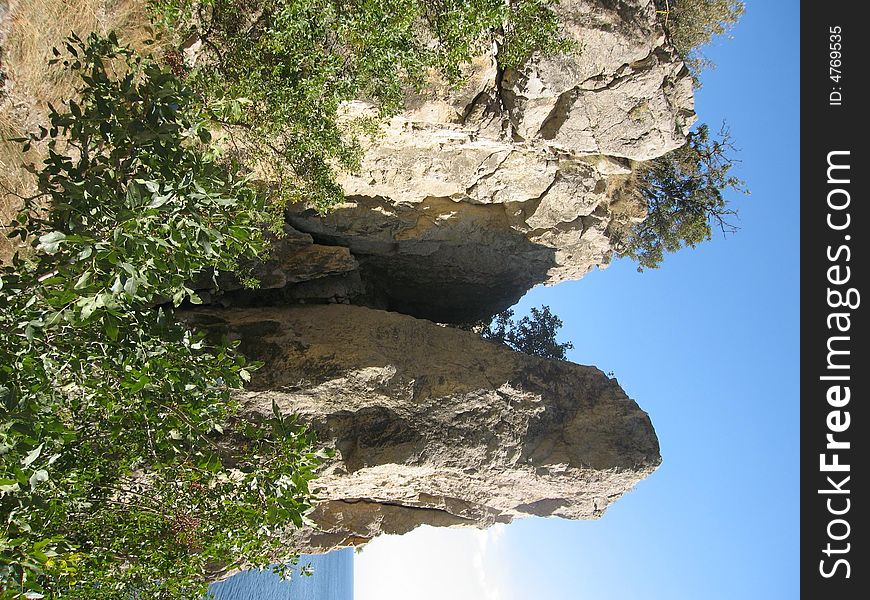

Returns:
209,549,353,600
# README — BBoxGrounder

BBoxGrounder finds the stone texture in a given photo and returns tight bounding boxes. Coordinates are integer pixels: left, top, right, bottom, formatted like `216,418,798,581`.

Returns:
503,0,695,158
201,225,365,306
269,0,695,322
187,305,661,553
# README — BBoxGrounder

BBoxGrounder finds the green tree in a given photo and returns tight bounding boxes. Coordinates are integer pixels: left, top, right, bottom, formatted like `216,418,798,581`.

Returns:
148,0,573,211
616,123,747,271
477,305,574,360
654,0,745,78
0,34,321,599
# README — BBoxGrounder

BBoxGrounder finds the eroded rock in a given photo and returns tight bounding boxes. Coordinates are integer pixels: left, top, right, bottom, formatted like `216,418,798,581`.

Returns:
272,0,694,322
187,305,661,553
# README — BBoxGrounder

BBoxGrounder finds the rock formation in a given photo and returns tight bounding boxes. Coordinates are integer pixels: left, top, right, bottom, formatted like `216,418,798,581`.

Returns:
182,0,689,553
212,0,695,323
187,305,661,552
1,0,685,568
8,0,684,556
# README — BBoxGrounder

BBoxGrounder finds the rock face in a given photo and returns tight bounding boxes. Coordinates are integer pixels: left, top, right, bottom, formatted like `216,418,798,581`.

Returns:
251,0,696,322
182,0,678,558
188,305,661,552
2,0,677,567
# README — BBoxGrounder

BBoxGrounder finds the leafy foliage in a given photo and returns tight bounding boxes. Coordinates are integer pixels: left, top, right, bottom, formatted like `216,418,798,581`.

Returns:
616,123,747,271
654,0,745,78
147,0,573,211
476,305,574,360
0,34,321,599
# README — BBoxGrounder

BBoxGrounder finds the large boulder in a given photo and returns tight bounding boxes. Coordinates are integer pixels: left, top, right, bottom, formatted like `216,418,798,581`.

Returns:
187,305,661,553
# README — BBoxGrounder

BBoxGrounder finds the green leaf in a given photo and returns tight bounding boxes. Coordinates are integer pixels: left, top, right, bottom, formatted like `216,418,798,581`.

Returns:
22,443,44,467
80,296,98,320
129,375,150,393
105,319,119,341
29,469,50,490
0,479,21,496
123,277,139,298
74,270,91,290
147,193,172,208
37,231,66,254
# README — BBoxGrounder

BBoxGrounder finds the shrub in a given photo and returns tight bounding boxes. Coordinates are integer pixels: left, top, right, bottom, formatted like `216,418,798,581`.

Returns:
0,34,321,599
616,123,748,271
476,305,574,360
147,0,573,211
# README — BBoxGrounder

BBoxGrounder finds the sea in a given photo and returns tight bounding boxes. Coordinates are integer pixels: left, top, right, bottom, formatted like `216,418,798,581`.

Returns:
208,549,354,600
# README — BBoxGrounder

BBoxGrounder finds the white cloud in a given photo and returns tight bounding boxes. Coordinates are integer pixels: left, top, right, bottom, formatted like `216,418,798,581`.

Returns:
354,524,514,600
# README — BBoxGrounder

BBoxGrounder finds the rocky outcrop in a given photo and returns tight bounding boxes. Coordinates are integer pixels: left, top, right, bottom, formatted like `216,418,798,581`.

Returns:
2,0,678,570
187,305,661,553
242,0,695,322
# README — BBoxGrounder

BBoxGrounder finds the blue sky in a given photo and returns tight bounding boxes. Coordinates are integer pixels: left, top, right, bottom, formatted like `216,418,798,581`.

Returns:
356,2,800,598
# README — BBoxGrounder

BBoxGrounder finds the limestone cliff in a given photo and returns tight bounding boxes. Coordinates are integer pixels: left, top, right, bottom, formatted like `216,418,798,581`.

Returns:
213,0,694,323
188,2,684,552
2,0,683,568
187,305,661,552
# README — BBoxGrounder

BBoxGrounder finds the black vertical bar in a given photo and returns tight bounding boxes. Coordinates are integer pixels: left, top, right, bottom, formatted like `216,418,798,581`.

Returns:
801,3,867,596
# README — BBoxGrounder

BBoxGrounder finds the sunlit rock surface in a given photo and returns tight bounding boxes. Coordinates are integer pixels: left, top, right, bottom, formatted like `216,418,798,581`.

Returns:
187,305,661,553
268,0,694,322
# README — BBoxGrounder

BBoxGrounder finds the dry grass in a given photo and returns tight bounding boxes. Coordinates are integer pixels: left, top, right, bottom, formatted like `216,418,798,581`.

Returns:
0,111,31,261
3,0,153,111
602,159,650,254
1,0,155,262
